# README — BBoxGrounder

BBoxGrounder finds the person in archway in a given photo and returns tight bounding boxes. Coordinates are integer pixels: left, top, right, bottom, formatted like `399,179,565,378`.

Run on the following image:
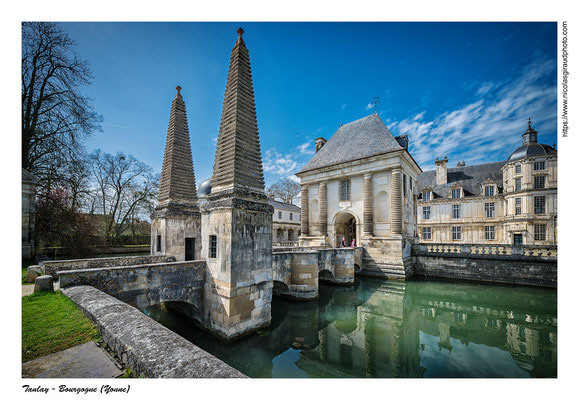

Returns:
350,238,356,247
340,237,346,248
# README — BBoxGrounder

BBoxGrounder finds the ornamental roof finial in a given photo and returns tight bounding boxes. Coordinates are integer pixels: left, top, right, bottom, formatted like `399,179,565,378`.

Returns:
528,117,532,128
176,85,182,96
237,27,244,40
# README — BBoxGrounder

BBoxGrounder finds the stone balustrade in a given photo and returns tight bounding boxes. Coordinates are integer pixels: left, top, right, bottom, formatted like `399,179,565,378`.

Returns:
416,243,557,260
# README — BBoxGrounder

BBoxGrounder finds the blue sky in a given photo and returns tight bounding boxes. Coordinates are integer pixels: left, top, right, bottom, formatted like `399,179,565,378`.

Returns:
61,22,557,186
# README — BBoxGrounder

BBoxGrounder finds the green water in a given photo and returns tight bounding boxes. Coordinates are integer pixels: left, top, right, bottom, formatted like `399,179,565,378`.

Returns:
144,277,557,378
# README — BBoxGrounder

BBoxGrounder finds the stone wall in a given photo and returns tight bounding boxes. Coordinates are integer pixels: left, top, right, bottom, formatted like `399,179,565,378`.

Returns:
61,285,245,378
41,255,167,279
272,248,356,300
412,243,557,288
58,261,206,317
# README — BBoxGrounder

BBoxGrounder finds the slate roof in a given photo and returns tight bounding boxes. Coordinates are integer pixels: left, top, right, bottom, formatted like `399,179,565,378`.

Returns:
268,198,301,212
508,143,557,162
298,113,404,174
417,161,506,200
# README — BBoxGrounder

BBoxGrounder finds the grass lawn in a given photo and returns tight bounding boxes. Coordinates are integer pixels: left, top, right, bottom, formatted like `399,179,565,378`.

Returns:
22,291,100,362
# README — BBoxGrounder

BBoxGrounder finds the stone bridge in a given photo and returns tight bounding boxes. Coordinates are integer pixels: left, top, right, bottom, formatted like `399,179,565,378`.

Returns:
57,260,206,320
272,247,362,300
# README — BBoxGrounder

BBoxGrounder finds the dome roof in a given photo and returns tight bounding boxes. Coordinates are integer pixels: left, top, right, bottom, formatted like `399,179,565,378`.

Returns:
197,178,212,196
507,143,556,162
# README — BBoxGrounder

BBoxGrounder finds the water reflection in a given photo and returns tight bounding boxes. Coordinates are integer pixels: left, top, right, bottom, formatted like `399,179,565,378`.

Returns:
144,277,557,378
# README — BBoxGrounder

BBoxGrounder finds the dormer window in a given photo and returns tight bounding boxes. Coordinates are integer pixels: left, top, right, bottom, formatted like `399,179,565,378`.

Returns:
422,191,431,201
484,186,495,197
534,160,545,171
451,188,461,199
515,164,522,174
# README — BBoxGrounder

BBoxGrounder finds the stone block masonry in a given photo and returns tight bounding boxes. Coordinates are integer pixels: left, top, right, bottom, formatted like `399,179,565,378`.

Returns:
58,261,206,318
42,255,167,280
412,243,557,288
61,285,246,378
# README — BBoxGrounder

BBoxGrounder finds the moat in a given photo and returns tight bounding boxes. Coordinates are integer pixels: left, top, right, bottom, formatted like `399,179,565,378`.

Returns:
144,277,557,378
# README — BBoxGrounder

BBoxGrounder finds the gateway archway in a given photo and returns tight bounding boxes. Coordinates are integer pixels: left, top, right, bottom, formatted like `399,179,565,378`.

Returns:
334,212,358,247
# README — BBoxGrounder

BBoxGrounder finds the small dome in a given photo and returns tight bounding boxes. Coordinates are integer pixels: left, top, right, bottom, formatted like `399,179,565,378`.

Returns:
197,178,212,196
507,143,556,162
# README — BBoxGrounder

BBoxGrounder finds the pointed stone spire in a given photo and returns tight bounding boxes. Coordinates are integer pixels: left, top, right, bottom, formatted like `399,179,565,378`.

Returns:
157,86,198,209
210,28,265,196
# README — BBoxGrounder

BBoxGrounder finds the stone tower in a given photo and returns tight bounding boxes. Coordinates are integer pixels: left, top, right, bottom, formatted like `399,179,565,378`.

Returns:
151,86,201,261
201,28,274,340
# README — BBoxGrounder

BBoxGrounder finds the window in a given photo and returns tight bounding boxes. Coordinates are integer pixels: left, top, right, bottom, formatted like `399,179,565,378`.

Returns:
485,226,496,240
485,202,495,218
515,178,521,191
534,161,545,171
409,178,413,190
340,180,351,201
534,224,546,241
534,175,545,189
534,196,546,214
403,174,407,195
452,204,461,219
209,235,217,258
422,206,431,220
422,227,432,240
485,186,495,197
452,226,462,240
451,188,461,199
278,211,282,219
289,212,293,221
156,235,161,252
515,198,522,215
423,191,431,201
515,164,521,174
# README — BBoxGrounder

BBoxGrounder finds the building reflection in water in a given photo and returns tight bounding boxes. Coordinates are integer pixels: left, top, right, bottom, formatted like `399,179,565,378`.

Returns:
144,277,557,378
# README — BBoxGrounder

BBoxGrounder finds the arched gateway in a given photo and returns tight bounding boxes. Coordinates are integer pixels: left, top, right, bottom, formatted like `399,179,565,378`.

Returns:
334,211,359,247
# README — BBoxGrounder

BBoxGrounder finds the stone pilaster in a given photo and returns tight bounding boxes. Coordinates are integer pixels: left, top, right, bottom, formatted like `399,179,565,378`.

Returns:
300,185,309,236
363,172,373,236
318,182,327,235
390,169,403,235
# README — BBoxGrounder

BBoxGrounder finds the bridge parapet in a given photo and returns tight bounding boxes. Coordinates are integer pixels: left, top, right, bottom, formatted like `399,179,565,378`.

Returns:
41,254,168,279
58,260,206,317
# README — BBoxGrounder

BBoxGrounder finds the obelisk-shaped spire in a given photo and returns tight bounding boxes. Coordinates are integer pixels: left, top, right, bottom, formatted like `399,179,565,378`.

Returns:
157,86,198,208
210,28,265,196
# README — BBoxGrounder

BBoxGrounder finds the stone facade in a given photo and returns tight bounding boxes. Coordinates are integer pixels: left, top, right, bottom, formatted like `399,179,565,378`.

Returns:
22,169,38,258
417,121,557,246
271,198,301,245
296,114,422,279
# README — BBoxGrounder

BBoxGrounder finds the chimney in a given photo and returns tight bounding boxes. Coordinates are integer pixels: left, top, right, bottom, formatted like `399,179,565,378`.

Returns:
435,156,448,185
456,160,466,167
315,137,327,153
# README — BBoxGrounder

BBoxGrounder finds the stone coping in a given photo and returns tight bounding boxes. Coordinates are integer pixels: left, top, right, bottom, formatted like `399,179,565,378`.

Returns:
61,285,246,378
58,260,205,280
41,255,168,279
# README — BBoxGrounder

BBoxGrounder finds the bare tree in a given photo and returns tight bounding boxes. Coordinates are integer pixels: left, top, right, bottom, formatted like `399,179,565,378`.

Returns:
22,22,101,183
266,178,301,204
88,150,159,244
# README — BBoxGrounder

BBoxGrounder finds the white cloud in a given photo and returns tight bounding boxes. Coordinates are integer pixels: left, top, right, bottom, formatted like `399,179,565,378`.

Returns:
342,103,346,110
297,142,315,156
263,148,299,176
391,59,556,168
287,175,300,183
365,102,374,111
